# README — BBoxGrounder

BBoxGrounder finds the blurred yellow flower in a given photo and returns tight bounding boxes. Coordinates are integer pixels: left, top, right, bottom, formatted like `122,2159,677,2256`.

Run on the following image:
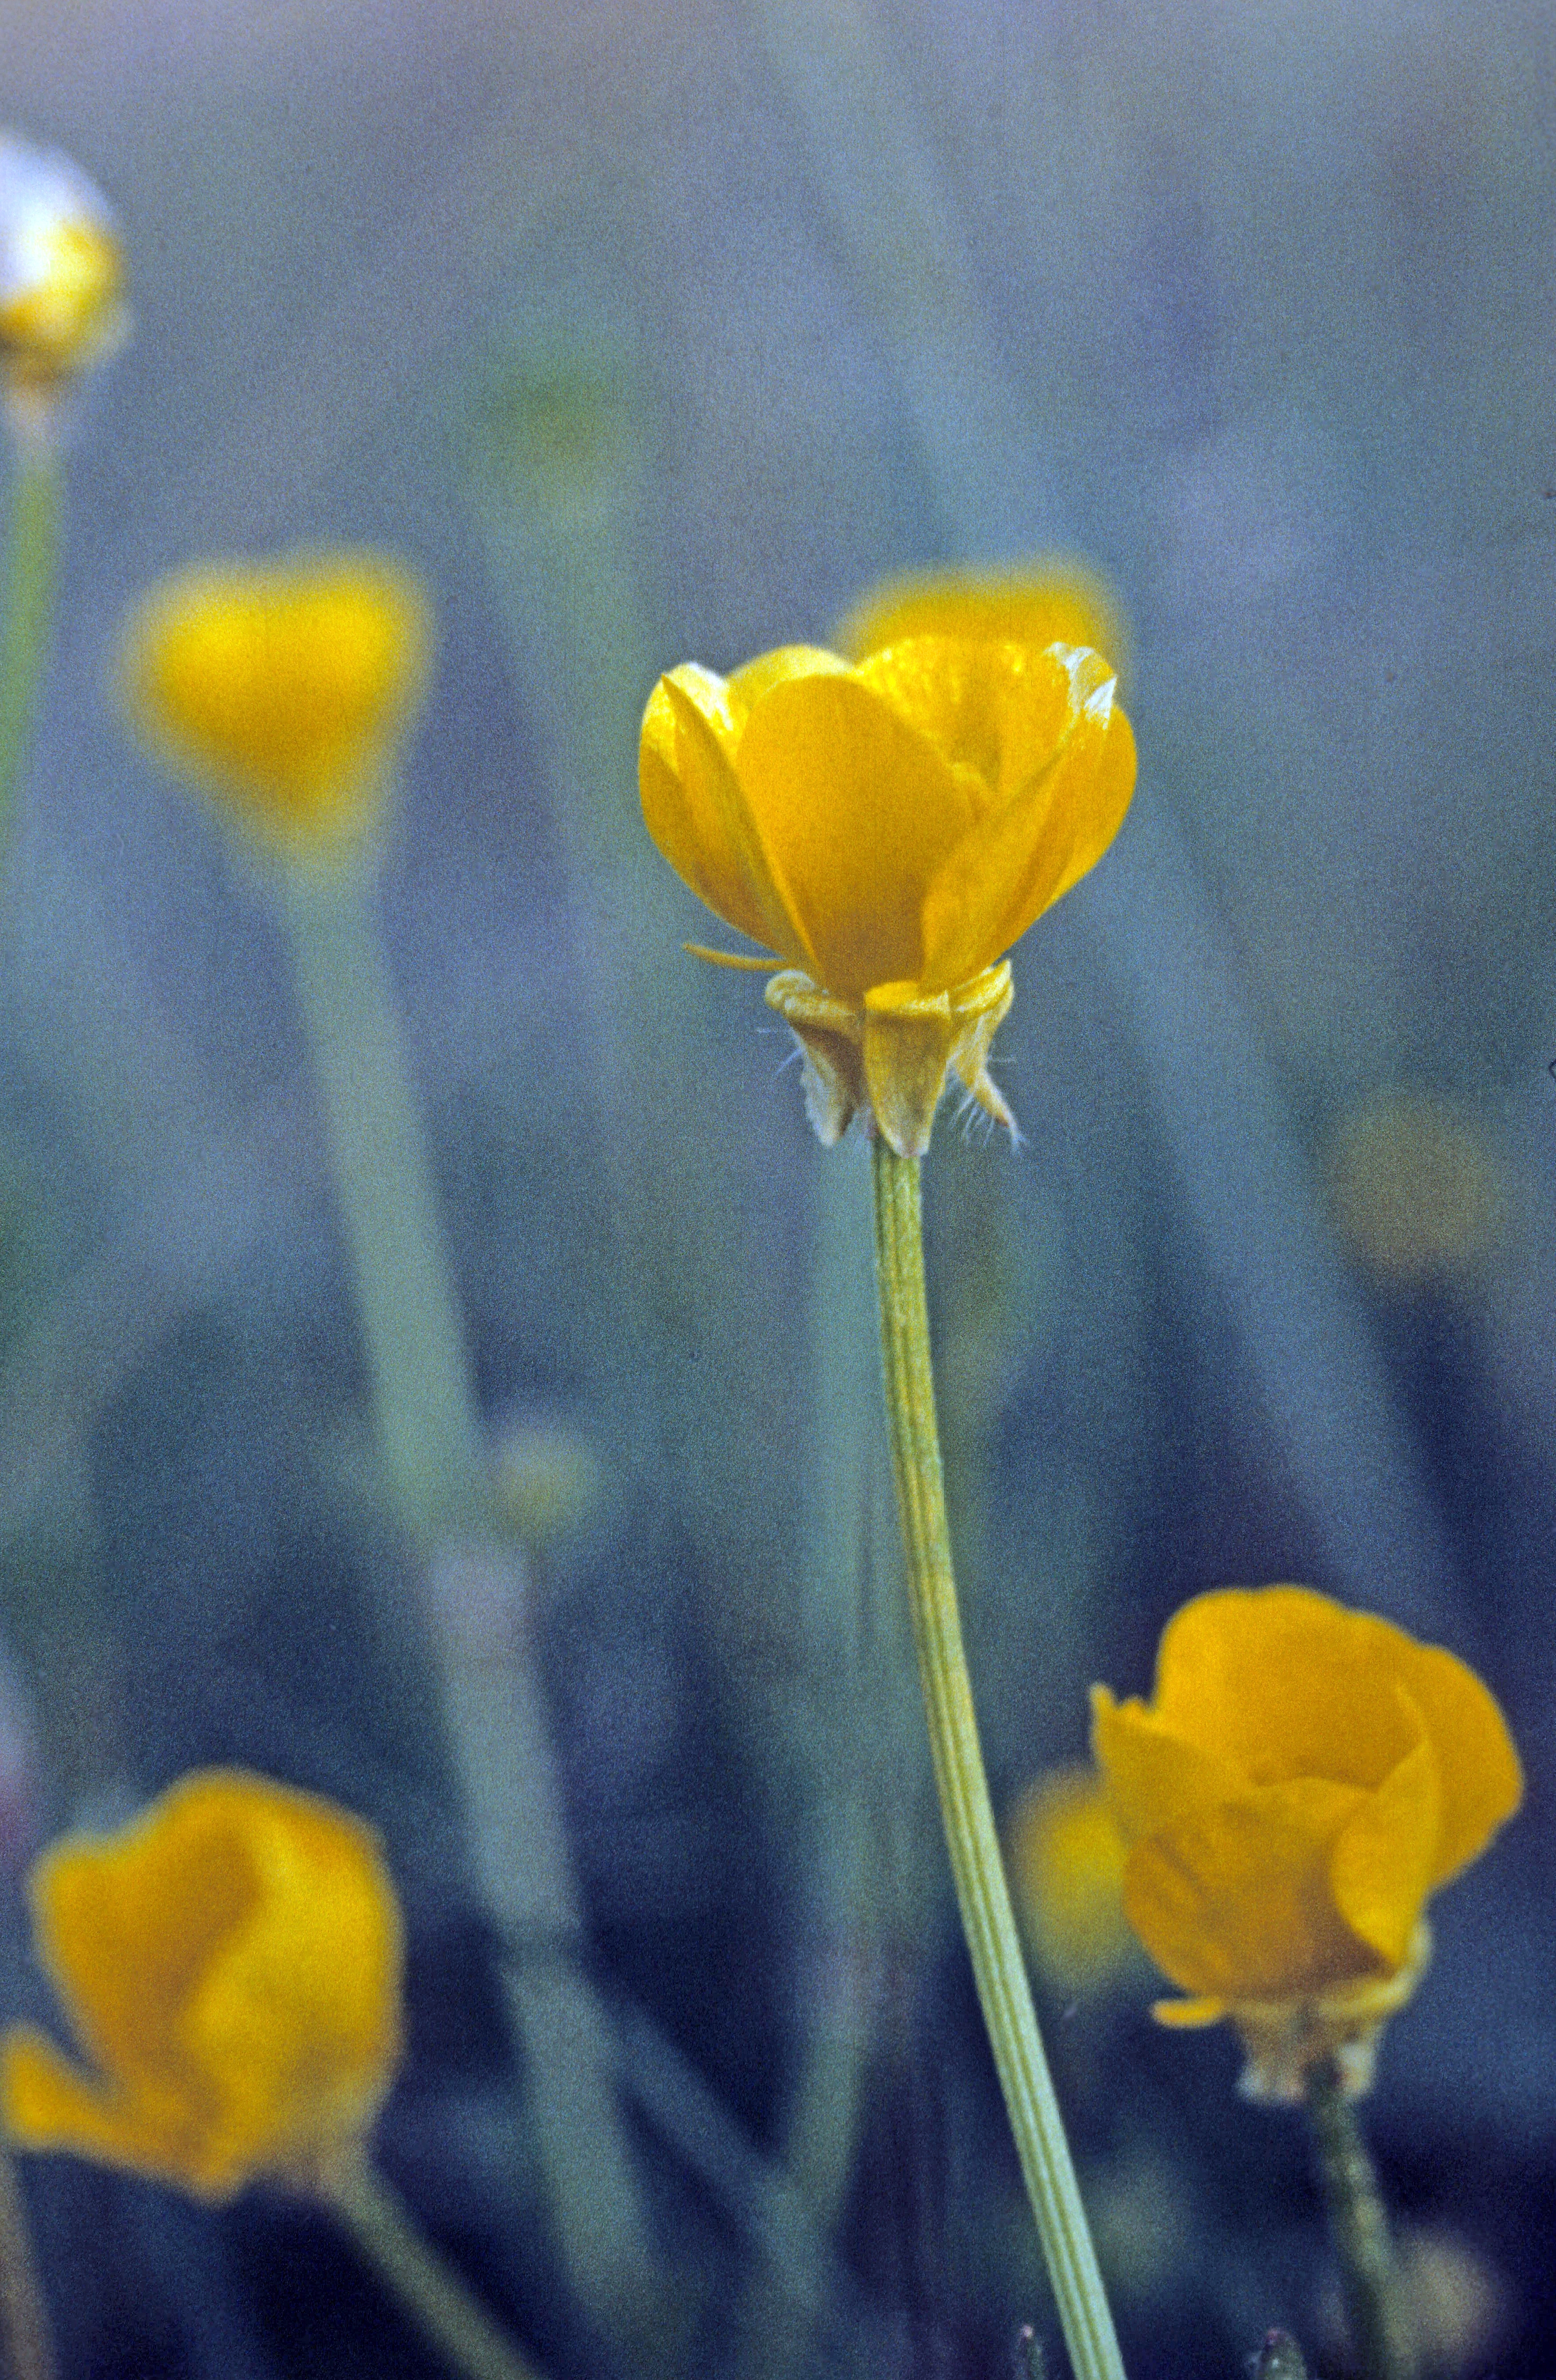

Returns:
1327,1091,1508,1288
1007,1764,1137,1997
835,559,1127,688
1,1768,403,2200
0,132,126,426
119,554,432,857
640,637,1135,1155
1092,1587,1522,2099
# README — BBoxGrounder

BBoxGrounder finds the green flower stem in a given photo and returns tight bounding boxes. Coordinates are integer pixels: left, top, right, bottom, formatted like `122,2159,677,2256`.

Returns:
870,1141,1125,2380
0,2145,55,2380
325,2155,545,2380
279,863,659,2343
1304,2064,1420,2380
0,447,61,844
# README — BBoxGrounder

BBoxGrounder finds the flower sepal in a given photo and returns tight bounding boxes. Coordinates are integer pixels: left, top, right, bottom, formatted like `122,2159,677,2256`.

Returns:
766,959,1014,1158
1155,1920,1434,2104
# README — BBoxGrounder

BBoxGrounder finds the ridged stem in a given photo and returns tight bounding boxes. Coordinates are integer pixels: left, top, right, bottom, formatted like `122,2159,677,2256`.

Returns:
1305,2065,1419,2380
870,1140,1125,2380
324,2155,544,2380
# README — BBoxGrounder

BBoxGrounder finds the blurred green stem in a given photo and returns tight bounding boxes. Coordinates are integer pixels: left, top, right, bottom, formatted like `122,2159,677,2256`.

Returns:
1305,2065,1419,2380
0,2146,55,2380
0,449,61,843
870,1141,1125,2380
280,862,659,2345
326,2155,544,2380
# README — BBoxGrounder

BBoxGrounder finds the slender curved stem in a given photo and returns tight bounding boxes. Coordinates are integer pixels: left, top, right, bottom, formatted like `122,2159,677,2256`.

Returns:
1305,2064,1419,2380
324,2155,545,2380
0,449,61,843
0,2146,55,2380
870,1140,1125,2380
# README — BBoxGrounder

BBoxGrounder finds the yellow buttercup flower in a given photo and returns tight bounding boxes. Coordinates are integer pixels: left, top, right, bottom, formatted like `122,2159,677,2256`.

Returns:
835,559,1127,687
1092,1587,1522,2099
639,636,1136,1155
1,1769,403,2200
119,554,432,857
0,131,126,422
1007,1764,1138,1997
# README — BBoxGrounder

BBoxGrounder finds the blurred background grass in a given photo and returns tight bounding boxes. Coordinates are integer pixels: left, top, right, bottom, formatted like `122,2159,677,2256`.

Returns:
0,3,1552,2375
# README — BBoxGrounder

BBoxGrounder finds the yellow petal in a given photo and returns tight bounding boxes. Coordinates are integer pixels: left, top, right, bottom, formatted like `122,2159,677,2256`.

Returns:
918,646,1136,991
13,1770,404,2199
1090,1684,1241,1848
1122,1778,1381,2005
726,644,850,712
182,1790,402,2178
1150,1995,1227,2029
1,2027,234,2199
1371,1631,1524,1885
119,556,429,848
1145,1586,1428,1793
734,671,972,999
1329,1708,1440,1970
31,1792,257,2090
640,669,806,960
834,562,1126,686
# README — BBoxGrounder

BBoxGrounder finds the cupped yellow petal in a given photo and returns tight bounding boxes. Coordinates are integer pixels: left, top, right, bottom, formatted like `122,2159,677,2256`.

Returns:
1369,1630,1524,1885
31,1791,257,2090
4,1769,404,2201
1121,1778,1383,2006
1144,1587,1525,1879
1329,1711,1440,1970
835,561,1126,685
640,668,808,961
918,646,1136,991
733,670,973,999
1089,1684,1242,1847
179,1790,402,2183
119,555,431,852
725,644,850,712
2,2027,233,2196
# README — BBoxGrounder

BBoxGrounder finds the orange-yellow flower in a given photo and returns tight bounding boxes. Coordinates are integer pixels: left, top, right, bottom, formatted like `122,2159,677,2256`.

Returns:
639,634,1135,1156
118,553,431,858
1091,1587,1522,2098
1,1768,403,2199
0,131,126,424
835,558,1127,687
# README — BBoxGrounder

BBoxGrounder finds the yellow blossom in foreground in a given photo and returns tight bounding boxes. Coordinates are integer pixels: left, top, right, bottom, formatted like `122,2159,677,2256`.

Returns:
1,1769,403,2200
119,554,432,857
1007,1764,1137,1997
1091,1588,1521,2098
835,559,1127,687
640,636,1135,1155
0,131,126,426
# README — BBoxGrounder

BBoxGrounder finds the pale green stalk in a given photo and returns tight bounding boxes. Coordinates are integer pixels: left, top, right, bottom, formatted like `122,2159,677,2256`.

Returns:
279,860,659,2345
0,448,61,844
871,1142,1124,2380
325,2155,544,2380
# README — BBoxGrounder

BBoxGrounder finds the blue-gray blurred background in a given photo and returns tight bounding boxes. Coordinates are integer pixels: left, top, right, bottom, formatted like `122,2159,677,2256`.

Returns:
1,4,1553,2376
